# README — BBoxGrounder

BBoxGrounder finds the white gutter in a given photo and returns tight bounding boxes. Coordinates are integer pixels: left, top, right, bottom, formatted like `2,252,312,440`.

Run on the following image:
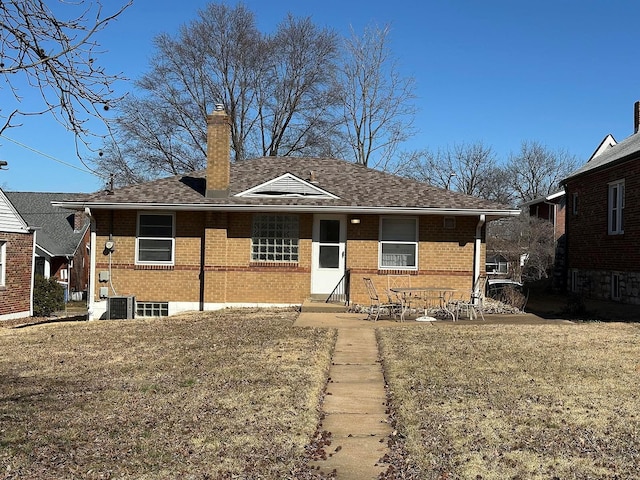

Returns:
52,201,521,218
473,214,486,304
84,207,97,320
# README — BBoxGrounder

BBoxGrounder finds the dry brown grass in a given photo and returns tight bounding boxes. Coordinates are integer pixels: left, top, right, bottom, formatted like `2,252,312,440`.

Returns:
378,322,640,479
0,308,336,479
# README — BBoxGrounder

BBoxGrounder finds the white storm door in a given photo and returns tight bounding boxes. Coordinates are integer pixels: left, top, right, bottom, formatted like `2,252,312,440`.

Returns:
311,215,346,295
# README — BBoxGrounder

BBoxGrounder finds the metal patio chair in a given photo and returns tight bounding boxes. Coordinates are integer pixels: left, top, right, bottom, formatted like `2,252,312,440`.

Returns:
363,277,401,321
453,275,488,321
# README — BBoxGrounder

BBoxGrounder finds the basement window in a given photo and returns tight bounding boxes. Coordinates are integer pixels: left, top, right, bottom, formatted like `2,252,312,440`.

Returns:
136,302,169,317
611,273,621,301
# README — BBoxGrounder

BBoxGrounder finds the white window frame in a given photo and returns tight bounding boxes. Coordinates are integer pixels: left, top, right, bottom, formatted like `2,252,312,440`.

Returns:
0,241,5,287
251,214,299,263
608,180,624,235
378,216,418,270
135,212,176,265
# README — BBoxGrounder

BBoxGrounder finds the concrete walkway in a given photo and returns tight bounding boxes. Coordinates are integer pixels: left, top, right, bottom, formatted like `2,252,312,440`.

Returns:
296,310,572,478
304,317,392,478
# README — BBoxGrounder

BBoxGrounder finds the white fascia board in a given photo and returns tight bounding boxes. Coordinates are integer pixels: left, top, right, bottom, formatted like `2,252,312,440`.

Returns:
520,190,565,207
52,201,520,218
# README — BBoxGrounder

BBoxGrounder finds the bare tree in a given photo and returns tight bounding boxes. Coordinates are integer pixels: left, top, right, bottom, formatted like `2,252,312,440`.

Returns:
336,23,417,169
255,14,340,157
0,0,132,151
488,215,556,282
96,3,341,184
506,140,578,204
401,141,514,204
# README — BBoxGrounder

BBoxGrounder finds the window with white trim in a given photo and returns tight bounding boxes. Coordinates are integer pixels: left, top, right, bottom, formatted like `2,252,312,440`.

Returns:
608,180,624,235
379,217,418,269
251,214,299,263
0,241,5,286
136,213,175,264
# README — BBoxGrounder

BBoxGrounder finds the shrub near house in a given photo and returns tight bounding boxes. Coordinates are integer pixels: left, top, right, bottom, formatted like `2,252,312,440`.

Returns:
33,275,65,317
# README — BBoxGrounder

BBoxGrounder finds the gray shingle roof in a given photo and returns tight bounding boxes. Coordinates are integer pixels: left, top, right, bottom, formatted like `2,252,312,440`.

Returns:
5,192,88,257
565,132,640,181
61,157,515,215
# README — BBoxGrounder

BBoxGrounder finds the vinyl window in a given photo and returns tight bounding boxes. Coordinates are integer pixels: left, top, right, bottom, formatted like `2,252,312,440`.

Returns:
608,180,624,235
136,213,175,264
0,241,5,286
379,217,418,269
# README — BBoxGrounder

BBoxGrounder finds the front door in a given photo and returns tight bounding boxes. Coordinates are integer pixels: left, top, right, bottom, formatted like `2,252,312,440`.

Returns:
311,215,346,296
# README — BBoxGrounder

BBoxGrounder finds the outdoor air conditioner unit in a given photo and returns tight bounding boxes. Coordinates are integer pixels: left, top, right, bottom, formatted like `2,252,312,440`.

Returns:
107,296,135,320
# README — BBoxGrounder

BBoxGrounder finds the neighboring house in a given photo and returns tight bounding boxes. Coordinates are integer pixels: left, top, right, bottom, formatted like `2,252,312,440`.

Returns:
522,190,567,289
486,253,509,277
6,192,90,301
0,189,35,320
523,190,566,241
562,101,640,303
54,107,519,320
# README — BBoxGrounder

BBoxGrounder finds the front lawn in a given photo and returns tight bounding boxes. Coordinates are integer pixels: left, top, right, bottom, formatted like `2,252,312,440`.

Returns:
378,323,640,479
0,309,336,479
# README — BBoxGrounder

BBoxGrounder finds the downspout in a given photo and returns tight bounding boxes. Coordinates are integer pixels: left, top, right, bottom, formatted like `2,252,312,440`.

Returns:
84,207,97,320
29,228,36,317
474,214,486,303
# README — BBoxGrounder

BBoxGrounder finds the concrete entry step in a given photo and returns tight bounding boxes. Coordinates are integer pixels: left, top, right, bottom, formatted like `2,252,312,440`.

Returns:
301,298,348,313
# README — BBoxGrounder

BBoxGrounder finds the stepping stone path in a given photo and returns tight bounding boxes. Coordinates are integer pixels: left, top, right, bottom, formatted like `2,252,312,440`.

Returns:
309,327,392,478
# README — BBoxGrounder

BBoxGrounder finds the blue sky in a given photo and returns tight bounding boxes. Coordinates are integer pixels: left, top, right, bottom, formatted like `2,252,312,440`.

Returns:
1,0,639,192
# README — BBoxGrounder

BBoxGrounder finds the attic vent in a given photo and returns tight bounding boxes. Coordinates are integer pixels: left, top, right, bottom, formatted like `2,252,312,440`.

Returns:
235,173,339,199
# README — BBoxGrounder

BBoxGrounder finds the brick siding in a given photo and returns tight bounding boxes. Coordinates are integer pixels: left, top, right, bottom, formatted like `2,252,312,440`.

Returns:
92,210,484,309
565,156,640,301
0,231,34,317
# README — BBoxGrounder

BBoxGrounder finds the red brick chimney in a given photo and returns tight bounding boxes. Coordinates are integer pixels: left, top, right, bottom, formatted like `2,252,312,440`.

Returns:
635,101,640,134
206,104,231,198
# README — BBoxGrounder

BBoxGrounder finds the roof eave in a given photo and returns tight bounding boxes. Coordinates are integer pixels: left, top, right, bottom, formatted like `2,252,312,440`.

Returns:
52,201,520,218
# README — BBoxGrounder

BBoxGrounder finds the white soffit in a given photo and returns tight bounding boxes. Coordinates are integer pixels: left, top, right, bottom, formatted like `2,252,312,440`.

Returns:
234,173,339,199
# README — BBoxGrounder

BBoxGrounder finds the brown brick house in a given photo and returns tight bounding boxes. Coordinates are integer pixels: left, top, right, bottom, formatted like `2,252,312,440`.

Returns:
562,101,640,303
0,189,35,321
54,107,519,320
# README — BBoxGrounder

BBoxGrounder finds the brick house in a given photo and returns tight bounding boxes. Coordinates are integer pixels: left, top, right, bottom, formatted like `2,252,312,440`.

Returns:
0,189,35,321
6,192,90,301
522,190,567,289
54,107,519,320
562,101,640,303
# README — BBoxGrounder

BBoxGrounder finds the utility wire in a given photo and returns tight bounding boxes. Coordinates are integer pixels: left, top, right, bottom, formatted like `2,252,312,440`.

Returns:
0,134,109,179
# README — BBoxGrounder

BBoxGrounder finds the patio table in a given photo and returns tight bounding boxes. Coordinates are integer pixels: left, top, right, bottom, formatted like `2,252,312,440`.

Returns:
390,287,457,322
